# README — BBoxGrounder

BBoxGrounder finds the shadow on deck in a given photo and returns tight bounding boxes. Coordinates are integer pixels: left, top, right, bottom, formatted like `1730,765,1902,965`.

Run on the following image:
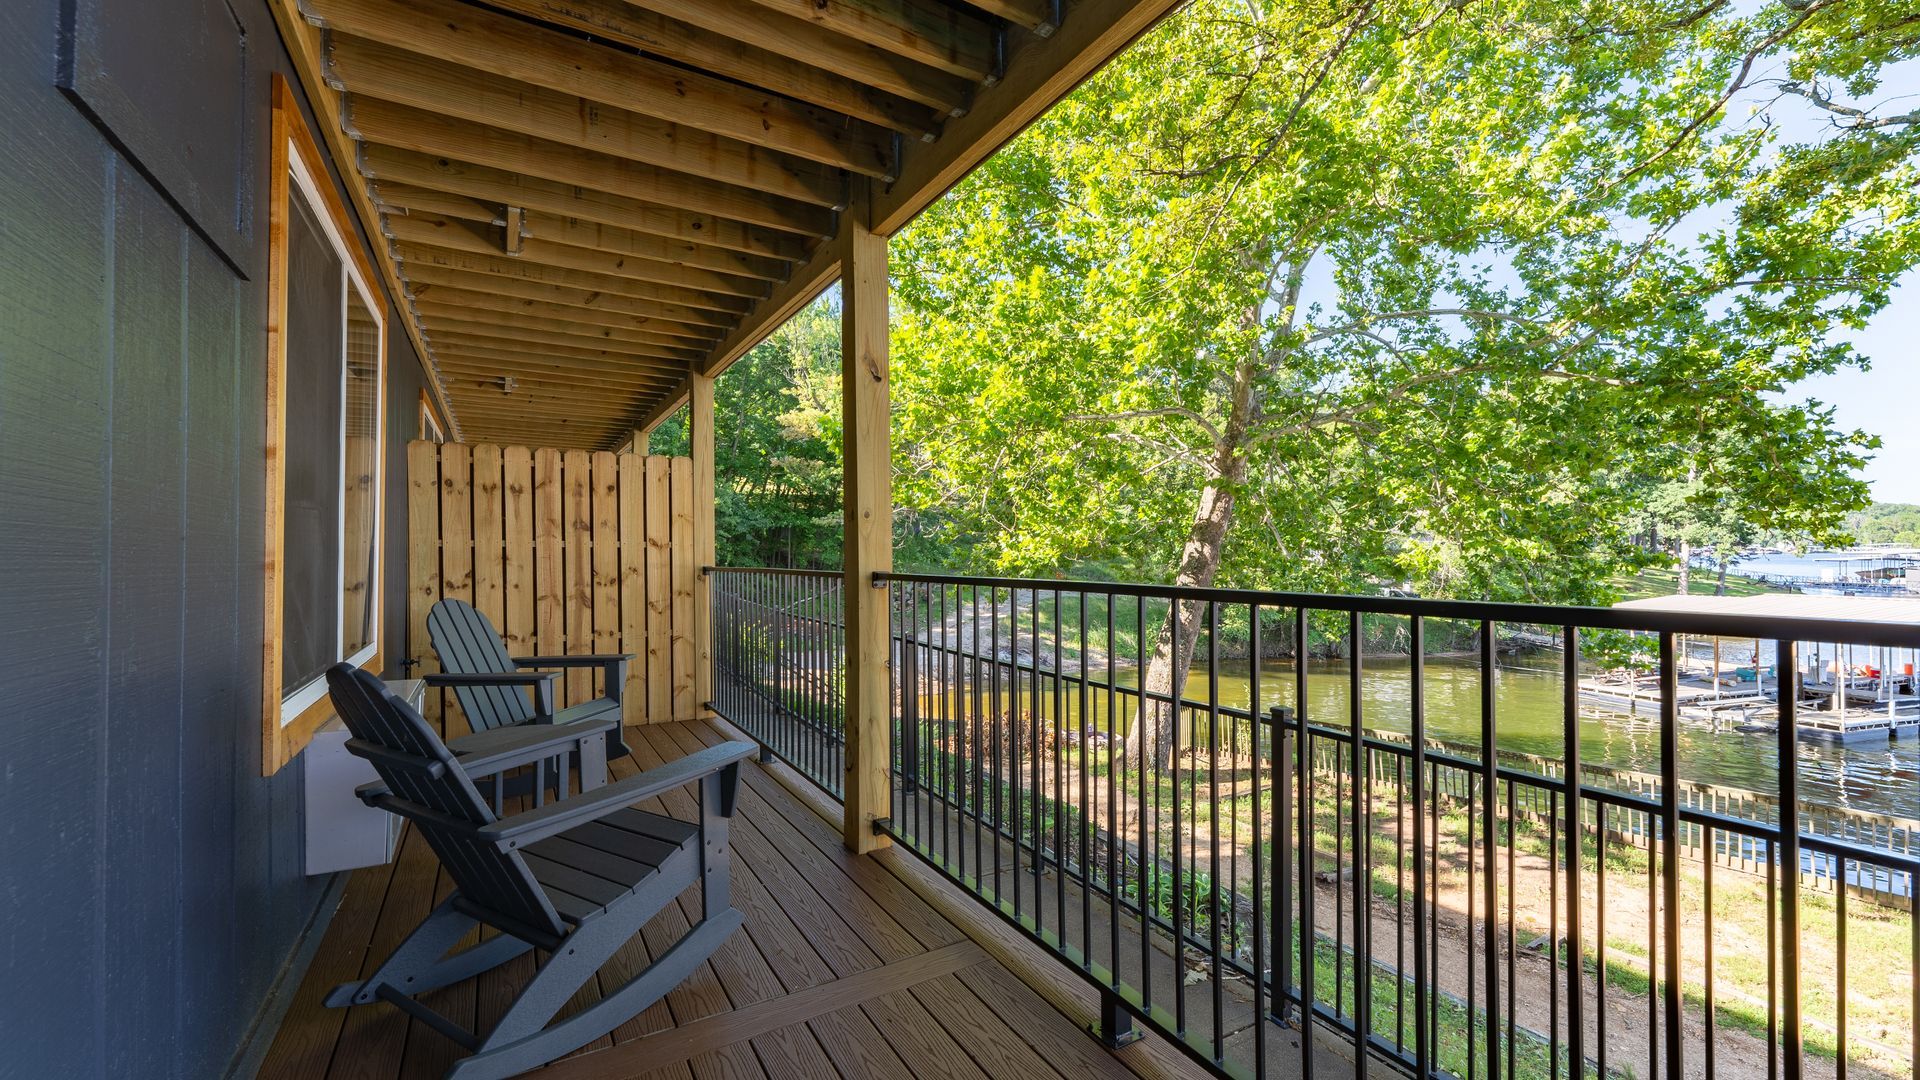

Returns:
258,719,1215,1080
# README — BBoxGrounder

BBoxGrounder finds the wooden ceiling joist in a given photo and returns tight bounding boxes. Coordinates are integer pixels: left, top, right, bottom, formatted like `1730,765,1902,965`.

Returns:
615,0,973,115
413,301,708,353
392,242,752,316
422,319,704,361
439,370,681,398
305,0,898,177
410,284,717,341
403,266,731,333
386,212,772,299
328,37,849,208
428,330,702,370
272,0,1182,446
360,145,808,261
377,186,792,282
738,0,997,83
478,0,947,139
348,105,835,237
408,285,722,344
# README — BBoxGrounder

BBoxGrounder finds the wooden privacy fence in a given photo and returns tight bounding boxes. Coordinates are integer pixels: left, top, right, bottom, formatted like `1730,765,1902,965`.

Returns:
406,440,700,737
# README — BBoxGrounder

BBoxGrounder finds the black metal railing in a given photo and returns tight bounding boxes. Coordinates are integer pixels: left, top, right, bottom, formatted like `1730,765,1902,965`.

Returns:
707,567,846,798
873,573,1920,1080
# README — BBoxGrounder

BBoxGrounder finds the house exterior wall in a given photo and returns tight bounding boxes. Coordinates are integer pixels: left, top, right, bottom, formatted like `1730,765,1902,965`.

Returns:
0,1,431,1075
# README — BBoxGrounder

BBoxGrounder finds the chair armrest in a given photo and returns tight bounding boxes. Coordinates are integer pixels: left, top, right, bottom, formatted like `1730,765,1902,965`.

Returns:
425,671,564,687
512,655,633,704
480,741,756,849
448,717,617,777
424,670,560,720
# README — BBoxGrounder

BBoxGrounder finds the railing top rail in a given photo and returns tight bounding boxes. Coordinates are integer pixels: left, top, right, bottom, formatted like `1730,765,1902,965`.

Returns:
875,570,1920,648
706,565,844,580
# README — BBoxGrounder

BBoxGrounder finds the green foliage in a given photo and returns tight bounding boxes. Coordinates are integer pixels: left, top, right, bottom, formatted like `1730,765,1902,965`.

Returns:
1846,502,1920,546
888,0,1912,601
655,298,844,568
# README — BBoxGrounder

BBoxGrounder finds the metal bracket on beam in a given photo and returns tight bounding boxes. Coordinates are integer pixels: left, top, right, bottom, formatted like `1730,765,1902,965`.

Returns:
1036,0,1063,38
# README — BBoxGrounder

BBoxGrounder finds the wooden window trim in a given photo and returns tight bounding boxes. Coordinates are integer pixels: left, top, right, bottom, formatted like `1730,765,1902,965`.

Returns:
264,73,388,774
419,388,446,443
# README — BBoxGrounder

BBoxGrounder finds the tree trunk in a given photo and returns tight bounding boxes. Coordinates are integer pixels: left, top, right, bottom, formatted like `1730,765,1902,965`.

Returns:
1716,556,1729,596
1677,539,1692,595
1130,374,1254,770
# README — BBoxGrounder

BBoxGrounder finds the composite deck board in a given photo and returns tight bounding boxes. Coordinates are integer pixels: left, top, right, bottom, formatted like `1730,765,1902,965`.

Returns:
258,720,1209,1080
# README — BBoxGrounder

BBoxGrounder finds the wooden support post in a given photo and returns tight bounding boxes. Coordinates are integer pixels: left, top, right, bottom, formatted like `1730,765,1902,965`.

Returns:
841,178,892,854
629,428,649,456
691,366,716,716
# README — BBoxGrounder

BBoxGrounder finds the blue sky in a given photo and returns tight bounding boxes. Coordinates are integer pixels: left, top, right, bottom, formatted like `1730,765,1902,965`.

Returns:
1793,269,1918,504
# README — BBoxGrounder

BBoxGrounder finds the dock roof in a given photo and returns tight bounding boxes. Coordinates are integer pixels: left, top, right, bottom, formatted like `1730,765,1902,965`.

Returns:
1616,592,1920,627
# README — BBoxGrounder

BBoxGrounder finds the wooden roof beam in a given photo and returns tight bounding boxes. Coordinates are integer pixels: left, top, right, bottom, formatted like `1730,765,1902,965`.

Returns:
377,184,791,282
348,102,836,237
428,331,705,370
304,0,897,176
328,36,848,207
959,0,1059,35
422,319,705,361
402,265,731,333
391,242,753,316
737,0,996,83
873,0,1185,234
437,349,690,380
479,0,947,139
360,145,807,261
407,284,721,344
440,364,684,393
413,301,709,353
619,0,973,116
389,214,767,299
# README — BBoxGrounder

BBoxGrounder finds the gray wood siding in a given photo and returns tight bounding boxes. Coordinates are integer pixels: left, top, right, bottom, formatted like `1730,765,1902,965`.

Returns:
0,1,432,1075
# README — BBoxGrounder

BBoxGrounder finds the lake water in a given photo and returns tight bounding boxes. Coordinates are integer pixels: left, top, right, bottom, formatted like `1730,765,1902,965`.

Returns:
1101,655,1920,821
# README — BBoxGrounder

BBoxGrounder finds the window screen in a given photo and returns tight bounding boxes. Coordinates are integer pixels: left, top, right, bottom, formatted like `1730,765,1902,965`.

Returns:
279,190,344,697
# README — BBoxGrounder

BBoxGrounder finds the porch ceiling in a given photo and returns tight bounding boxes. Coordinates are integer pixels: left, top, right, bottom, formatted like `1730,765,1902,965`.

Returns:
269,0,1181,449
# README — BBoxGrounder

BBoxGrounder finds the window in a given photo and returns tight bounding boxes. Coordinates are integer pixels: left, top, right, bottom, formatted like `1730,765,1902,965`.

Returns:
263,74,386,773
419,388,446,443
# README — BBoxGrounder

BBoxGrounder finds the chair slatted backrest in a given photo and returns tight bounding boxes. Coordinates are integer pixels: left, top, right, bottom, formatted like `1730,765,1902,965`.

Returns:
428,598,536,732
325,664,564,938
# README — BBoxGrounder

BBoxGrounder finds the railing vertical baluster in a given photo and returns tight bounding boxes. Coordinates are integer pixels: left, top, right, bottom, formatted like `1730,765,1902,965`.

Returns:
1704,823,1716,1078
1250,604,1267,1075
1563,626,1584,1080
1297,605,1316,1080
1106,590,1121,983
1659,631,1682,1080
1138,591,1152,1017
1208,600,1224,1062
1080,588,1092,972
1411,615,1429,1080
1597,801,1609,1080
1767,835,1778,1080
1836,859,1847,1080
1779,639,1802,1080
1350,609,1369,1077
1172,597,1187,1036
1055,587,1067,943
1480,618,1500,1080
992,586,1004,910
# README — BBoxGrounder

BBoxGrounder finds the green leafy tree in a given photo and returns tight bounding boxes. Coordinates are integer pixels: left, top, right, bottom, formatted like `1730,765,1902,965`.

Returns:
654,298,843,568
891,0,1912,765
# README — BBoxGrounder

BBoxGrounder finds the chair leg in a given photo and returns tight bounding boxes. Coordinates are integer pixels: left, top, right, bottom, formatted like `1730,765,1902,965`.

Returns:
447,908,742,1080
326,898,480,1007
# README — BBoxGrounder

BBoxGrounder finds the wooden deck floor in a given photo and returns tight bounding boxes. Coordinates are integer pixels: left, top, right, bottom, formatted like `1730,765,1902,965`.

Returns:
258,719,1211,1080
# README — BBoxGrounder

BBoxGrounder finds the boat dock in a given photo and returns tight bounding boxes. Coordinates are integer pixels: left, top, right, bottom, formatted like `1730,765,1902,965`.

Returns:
1606,593,1920,744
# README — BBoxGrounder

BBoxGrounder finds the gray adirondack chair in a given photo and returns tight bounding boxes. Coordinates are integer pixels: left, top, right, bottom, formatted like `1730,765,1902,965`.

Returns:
323,663,753,1080
426,597,633,760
